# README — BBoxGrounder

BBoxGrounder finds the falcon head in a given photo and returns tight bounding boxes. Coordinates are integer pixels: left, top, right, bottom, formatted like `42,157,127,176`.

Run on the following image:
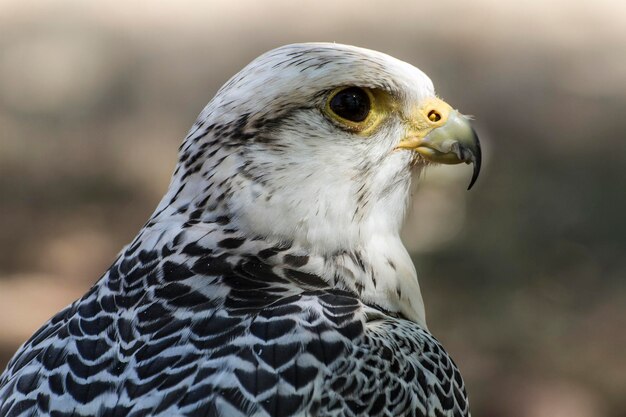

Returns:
153,43,481,325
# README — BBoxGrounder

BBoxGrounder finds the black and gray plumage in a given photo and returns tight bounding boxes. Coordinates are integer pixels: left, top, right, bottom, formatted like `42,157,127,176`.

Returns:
0,43,482,417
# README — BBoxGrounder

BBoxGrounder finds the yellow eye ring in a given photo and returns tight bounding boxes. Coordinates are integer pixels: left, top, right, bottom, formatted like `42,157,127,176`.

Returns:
324,87,380,133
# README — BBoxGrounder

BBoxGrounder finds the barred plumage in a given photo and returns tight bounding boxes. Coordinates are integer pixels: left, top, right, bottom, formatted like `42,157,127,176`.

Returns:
0,43,478,417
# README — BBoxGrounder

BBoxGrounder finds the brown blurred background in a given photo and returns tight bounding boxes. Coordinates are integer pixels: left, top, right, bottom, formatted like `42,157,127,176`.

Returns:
1,1,625,416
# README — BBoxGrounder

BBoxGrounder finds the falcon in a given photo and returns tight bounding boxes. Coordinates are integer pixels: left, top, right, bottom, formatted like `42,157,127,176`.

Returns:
0,43,481,417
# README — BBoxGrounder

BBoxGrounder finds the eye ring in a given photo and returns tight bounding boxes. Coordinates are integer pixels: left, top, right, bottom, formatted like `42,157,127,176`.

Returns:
324,87,375,131
328,87,371,123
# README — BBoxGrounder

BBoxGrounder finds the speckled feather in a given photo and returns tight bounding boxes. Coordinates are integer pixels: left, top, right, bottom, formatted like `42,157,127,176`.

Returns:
0,43,469,417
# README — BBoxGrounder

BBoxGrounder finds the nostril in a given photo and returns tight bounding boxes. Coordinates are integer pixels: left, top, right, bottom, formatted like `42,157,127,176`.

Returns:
428,110,441,122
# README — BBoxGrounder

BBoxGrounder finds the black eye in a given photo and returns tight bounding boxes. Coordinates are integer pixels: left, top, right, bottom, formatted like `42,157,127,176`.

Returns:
329,87,371,123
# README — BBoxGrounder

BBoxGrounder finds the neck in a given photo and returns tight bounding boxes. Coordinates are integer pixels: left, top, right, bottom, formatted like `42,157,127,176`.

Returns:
136,136,428,327
133,204,427,329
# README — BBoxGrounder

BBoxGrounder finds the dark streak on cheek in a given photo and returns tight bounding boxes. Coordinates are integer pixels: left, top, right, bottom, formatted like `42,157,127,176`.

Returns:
408,152,426,168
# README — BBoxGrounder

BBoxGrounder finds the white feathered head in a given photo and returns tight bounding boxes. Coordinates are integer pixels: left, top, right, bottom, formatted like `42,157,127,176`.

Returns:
150,43,481,325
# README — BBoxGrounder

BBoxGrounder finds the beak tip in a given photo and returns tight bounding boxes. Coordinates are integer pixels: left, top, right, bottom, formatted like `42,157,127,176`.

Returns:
467,163,479,190
466,128,482,190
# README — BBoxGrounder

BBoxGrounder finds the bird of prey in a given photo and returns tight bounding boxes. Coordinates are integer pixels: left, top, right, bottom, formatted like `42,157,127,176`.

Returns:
0,43,481,417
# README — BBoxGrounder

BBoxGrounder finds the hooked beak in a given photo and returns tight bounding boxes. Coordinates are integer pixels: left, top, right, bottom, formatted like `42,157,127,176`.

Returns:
396,98,482,189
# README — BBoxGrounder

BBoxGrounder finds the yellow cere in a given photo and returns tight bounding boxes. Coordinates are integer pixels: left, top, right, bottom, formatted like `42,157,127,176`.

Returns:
428,110,441,122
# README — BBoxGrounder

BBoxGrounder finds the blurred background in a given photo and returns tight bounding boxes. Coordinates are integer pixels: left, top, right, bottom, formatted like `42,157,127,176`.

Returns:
1,1,625,415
